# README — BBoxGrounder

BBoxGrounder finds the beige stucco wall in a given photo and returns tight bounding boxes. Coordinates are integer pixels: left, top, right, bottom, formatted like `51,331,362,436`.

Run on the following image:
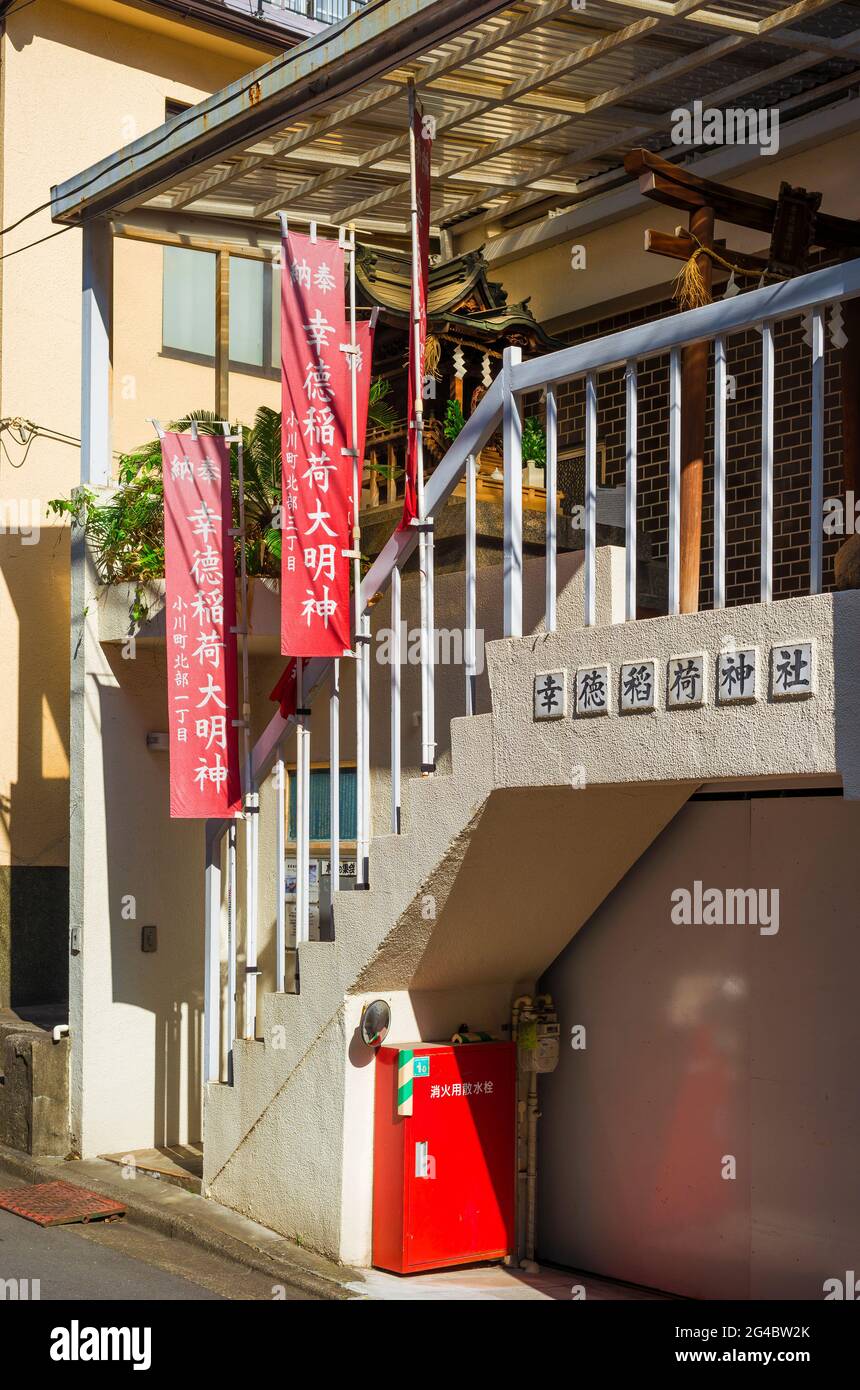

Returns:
0,0,274,890
476,124,860,328
540,794,860,1300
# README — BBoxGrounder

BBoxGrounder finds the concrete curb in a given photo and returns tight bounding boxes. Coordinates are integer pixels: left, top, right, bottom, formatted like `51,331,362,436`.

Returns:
0,1145,359,1301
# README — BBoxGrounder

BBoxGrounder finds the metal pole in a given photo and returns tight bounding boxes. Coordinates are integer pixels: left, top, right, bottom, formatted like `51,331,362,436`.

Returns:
226,822,237,1077
340,219,370,883
360,611,371,881
391,567,401,831
624,362,637,622
810,306,825,596
224,422,257,1037
275,742,286,992
408,82,435,774
465,453,477,714
668,349,682,617
761,320,775,604
713,336,727,609
203,822,222,1084
408,82,425,527
503,345,523,637
330,660,341,893
296,658,309,944
545,387,557,634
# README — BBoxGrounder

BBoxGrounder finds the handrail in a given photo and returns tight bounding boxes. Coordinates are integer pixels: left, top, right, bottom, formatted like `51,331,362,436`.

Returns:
204,370,506,835
512,256,860,394
204,250,860,1078
208,253,860,835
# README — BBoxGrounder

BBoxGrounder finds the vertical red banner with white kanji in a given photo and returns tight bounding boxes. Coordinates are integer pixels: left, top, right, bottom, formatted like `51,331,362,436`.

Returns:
400,92,432,529
280,231,352,657
161,432,242,819
271,313,376,712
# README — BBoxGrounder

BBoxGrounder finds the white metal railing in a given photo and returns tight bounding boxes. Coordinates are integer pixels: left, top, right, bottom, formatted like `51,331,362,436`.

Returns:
203,254,860,1080
269,0,368,24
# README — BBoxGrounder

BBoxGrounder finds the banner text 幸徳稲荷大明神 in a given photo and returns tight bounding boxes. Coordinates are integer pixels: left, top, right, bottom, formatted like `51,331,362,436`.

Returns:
161,432,242,818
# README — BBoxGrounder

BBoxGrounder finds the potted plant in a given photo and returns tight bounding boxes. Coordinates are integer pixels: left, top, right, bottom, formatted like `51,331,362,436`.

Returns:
522,415,546,489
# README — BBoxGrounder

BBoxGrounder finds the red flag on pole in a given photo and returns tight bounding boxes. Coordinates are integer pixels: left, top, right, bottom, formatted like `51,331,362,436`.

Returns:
271,313,376,714
400,86,432,530
161,432,242,818
280,230,353,657
269,658,298,721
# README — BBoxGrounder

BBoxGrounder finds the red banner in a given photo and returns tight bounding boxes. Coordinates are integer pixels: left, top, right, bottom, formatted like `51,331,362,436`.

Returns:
161,432,242,819
280,231,352,657
400,92,432,529
271,318,376,717
269,658,297,722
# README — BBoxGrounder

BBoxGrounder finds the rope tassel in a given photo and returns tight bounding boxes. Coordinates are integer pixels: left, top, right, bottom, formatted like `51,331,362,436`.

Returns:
673,250,710,311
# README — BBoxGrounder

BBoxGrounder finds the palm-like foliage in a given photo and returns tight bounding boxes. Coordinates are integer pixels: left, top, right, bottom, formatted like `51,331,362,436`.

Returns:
50,383,397,593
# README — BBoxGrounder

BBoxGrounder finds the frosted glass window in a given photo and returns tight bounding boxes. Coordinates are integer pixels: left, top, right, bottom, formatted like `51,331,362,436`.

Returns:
229,256,265,368
162,246,214,356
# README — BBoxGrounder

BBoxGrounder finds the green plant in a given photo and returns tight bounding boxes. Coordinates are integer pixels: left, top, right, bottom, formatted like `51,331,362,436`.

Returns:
444,397,465,442
50,385,396,600
522,414,547,467
368,376,396,433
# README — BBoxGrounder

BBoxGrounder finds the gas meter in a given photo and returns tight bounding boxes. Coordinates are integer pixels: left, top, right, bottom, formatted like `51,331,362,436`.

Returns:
515,994,560,1074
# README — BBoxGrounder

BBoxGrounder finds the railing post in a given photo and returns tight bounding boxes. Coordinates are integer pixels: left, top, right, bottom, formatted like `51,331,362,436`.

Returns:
810,306,825,596
227,821,237,1079
668,347,682,616
713,336,727,609
503,345,523,637
358,612,372,881
761,320,775,603
296,657,311,941
330,660,341,892
244,789,259,1036
204,821,222,1084
584,370,597,627
420,527,436,771
275,742,286,993
391,568,402,831
624,362,637,622
545,387,557,633
465,453,478,712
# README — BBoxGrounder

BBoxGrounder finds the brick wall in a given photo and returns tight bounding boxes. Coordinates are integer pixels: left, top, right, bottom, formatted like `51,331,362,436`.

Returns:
552,292,844,610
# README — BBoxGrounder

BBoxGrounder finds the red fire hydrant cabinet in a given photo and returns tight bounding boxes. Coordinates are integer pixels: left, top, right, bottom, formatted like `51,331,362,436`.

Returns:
372,1042,516,1274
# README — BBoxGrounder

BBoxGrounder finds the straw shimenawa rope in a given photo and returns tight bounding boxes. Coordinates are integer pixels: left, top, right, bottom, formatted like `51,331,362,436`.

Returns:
672,234,783,310
423,333,442,378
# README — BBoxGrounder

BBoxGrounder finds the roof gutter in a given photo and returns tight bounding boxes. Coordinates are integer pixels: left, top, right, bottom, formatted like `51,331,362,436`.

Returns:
51,0,512,225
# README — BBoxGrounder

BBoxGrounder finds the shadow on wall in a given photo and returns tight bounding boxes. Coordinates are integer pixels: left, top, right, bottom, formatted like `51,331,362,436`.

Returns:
1,526,71,1011
833,588,860,798
95,643,205,1147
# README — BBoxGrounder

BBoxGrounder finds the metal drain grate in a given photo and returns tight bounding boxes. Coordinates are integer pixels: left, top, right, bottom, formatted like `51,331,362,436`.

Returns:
0,1180,126,1226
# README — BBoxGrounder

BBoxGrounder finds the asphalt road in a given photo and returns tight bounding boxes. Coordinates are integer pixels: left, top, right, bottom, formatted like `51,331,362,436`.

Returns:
0,1177,298,1301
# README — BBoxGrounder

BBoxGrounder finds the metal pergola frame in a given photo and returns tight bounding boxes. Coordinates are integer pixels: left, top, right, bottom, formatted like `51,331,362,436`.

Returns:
56,0,860,1083
56,0,860,490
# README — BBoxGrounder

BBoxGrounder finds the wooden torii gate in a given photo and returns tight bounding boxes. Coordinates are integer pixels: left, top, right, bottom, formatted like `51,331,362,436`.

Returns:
624,148,860,612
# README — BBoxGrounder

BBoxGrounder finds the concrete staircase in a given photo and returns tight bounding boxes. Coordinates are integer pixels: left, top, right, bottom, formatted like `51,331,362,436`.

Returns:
202,549,860,1261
